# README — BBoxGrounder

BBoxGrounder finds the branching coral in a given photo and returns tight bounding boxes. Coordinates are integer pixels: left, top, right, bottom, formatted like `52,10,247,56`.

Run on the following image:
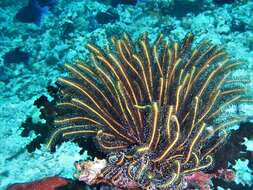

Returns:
46,32,249,189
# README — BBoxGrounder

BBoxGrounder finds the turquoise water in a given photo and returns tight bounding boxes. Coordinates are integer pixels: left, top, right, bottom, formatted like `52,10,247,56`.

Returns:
0,1,252,190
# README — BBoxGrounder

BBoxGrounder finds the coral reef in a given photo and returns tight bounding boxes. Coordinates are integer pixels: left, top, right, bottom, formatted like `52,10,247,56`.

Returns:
233,159,253,186
0,0,253,189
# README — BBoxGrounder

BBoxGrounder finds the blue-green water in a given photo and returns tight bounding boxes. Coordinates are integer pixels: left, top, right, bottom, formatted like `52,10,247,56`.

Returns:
0,1,252,190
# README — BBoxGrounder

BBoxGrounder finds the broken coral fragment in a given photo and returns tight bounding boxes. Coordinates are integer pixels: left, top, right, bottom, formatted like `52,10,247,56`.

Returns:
74,157,107,185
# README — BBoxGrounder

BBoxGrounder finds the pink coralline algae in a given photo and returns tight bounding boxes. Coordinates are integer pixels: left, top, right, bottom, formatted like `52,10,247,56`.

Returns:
185,169,235,190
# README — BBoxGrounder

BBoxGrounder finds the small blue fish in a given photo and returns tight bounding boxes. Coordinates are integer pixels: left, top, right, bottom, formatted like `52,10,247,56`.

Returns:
3,47,30,65
15,0,48,26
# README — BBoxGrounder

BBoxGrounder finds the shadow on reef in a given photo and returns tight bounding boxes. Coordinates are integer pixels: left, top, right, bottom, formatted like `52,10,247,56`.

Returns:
163,0,205,17
19,83,253,189
2,47,30,65
213,0,236,5
15,0,57,26
96,0,137,7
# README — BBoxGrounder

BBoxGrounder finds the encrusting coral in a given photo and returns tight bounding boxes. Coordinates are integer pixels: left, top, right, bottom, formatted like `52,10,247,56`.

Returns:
46,32,249,189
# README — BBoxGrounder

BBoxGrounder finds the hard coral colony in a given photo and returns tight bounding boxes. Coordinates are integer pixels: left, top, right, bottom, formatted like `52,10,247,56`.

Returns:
46,32,247,189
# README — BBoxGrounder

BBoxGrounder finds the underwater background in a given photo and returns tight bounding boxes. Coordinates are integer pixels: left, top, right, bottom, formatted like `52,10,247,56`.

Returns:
0,0,253,189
